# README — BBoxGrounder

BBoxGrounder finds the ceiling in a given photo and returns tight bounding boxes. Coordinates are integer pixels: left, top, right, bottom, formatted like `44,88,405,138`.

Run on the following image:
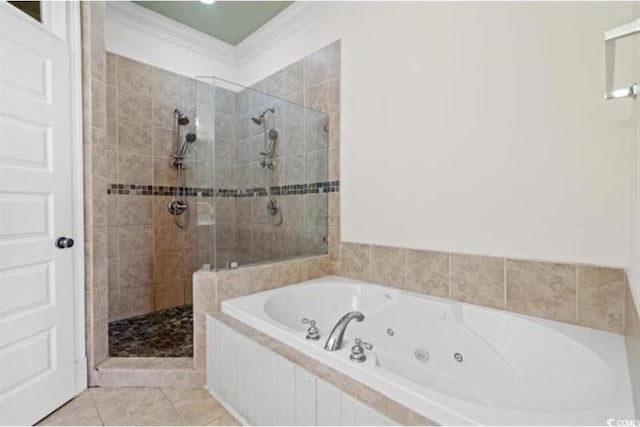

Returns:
133,1,294,45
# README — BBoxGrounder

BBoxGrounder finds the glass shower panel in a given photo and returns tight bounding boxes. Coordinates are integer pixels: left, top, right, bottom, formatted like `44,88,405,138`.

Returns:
195,78,329,270
192,78,216,270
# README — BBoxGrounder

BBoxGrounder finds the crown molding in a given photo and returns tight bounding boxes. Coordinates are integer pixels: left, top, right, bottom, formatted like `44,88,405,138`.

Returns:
235,2,336,64
105,1,335,69
105,2,237,65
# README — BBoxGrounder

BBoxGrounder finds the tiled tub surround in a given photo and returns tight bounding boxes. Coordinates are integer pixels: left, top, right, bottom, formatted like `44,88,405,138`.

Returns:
338,242,625,334
625,286,640,414
193,255,331,375
214,277,633,425
207,313,425,426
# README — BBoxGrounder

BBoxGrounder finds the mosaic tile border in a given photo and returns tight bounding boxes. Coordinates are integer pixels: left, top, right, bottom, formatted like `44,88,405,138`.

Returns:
106,181,340,197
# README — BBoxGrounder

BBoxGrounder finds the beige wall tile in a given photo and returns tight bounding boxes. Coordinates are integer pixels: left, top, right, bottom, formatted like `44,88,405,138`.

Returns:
119,255,154,288
106,52,117,86
304,193,328,227
106,85,117,149
118,225,153,257
118,123,152,156
154,222,186,255
153,157,179,186
107,193,118,226
405,250,449,297
118,286,154,319
106,149,117,182
91,135,108,178
153,127,176,159
92,79,107,130
371,245,406,287
328,148,339,181
117,195,152,226
328,226,340,262
108,256,118,291
577,266,624,333
118,153,152,185
328,112,340,150
118,90,152,126
154,252,187,285
152,99,177,130
507,259,576,323
451,254,505,309
305,150,328,183
328,193,340,227
151,68,184,106
155,281,186,310
154,196,175,225
341,242,371,281
303,42,339,88
92,177,108,226
117,55,152,97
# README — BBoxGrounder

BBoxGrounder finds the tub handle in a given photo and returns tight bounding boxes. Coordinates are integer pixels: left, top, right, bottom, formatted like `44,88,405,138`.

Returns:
302,318,321,341
350,338,373,363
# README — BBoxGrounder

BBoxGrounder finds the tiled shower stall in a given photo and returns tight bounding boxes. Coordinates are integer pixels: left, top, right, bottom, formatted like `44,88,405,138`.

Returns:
103,42,340,358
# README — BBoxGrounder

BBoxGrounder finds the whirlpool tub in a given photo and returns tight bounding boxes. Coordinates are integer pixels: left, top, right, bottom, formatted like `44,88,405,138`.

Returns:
220,276,634,425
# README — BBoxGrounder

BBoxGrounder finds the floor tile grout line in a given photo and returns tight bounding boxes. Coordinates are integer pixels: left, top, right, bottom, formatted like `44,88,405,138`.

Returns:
158,387,188,424
160,387,230,425
86,390,106,426
91,387,173,425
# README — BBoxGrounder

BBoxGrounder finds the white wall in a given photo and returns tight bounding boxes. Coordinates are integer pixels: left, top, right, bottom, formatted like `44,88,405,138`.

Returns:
105,1,635,267
104,13,237,81
239,2,634,267
627,4,640,302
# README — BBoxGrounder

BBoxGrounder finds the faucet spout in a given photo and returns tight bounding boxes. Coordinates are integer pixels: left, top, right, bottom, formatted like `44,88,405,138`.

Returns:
324,311,365,351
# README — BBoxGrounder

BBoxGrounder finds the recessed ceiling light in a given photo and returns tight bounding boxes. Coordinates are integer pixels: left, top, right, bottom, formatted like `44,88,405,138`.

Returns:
200,0,215,4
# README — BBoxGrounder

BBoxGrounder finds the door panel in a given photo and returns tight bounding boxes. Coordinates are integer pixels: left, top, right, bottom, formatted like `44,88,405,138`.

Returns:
0,3,77,425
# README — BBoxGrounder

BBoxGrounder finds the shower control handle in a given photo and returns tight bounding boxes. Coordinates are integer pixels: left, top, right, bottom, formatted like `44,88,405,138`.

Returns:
302,318,321,340
55,237,74,249
350,338,373,363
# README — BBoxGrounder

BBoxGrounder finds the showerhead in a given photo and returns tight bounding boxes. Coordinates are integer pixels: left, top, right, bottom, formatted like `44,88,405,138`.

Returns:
178,133,197,158
174,109,190,126
251,107,275,125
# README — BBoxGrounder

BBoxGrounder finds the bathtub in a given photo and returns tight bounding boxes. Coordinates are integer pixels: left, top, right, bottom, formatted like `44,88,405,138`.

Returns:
221,276,634,425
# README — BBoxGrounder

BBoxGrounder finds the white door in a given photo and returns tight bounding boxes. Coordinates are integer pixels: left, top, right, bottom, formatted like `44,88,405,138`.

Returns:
0,3,79,425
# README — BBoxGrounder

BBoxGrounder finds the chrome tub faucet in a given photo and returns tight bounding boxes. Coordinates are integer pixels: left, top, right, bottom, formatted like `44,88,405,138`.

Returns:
324,311,365,351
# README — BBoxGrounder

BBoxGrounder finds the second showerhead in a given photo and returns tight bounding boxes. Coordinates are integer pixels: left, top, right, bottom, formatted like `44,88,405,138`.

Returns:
174,109,190,126
251,108,275,125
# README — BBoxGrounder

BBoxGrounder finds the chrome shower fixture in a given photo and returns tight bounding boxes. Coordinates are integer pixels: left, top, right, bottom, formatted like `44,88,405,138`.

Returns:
178,132,197,160
251,107,275,125
168,108,194,229
172,132,197,169
174,109,190,125
252,108,277,169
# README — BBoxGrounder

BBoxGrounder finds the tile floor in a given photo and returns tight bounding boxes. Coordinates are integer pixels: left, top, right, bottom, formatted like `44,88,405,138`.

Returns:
37,387,239,426
109,305,193,358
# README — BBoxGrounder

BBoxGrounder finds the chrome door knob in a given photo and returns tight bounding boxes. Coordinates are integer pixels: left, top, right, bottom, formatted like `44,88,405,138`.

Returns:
55,237,74,249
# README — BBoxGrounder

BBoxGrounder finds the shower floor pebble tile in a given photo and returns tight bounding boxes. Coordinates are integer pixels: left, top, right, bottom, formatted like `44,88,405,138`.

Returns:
38,387,239,426
109,305,193,357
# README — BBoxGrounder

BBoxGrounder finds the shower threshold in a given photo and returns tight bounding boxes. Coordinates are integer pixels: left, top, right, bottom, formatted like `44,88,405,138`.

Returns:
108,304,193,357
